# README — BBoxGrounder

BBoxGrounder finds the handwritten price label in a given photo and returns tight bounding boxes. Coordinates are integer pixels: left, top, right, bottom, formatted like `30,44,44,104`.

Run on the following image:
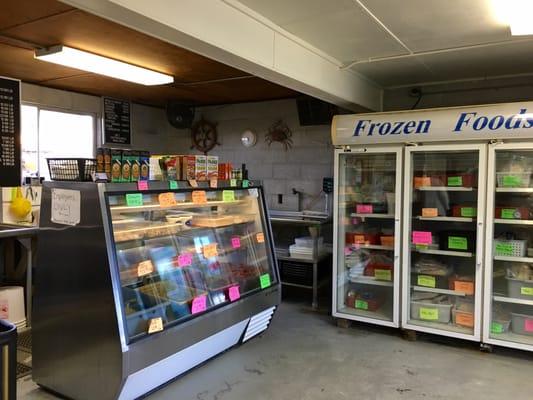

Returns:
260,273,271,289
203,243,218,258
230,179,237,187
231,237,241,249
137,180,148,191
126,193,143,207
242,179,249,188
223,190,235,202
148,317,163,334
256,232,265,243
229,286,240,301
158,192,177,207
412,231,432,245
356,204,373,214
210,178,218,188
137,260,154,277
177,253,193,267
191,295,207,314
188,179,198,188
192,190,207,204
169,180,178,189
422,208,438,217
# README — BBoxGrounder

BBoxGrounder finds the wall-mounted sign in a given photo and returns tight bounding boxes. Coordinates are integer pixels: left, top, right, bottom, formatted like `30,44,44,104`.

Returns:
103,97,131,145
332,101,533,145
0,77,20,187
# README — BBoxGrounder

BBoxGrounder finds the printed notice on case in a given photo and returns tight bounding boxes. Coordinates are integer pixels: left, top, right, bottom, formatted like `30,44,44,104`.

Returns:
51,188,80,226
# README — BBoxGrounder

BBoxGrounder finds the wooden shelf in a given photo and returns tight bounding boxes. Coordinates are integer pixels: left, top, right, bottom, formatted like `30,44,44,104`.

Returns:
416,216,474,223
493,295,533,306
417,186,475,192
412,286,467,297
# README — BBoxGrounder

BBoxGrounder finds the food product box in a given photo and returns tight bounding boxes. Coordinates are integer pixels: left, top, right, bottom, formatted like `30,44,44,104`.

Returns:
164,156,180,181
149,156,164,180
103,148,111,178
452,302,474,328
346,232,379,245
111,149,122,183
130,151,141,182
449,276,475,295
439,230,475,252
411,272,450,289
380,235,394,247
182,155,196,180
495,207,529,220
139,151,150,181
195,155,207,181
207,155,218,179
218,163,232,180
96,147,104,173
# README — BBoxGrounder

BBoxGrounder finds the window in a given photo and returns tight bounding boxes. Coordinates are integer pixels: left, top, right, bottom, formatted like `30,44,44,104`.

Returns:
21,105,95,180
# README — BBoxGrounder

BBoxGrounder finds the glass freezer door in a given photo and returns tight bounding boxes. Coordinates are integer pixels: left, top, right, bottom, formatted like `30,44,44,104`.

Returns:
403,144,486,341
334,147,402,327
484,143,533,351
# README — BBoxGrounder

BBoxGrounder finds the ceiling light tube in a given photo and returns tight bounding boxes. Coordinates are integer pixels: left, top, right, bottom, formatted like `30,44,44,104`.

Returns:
35,45,174,85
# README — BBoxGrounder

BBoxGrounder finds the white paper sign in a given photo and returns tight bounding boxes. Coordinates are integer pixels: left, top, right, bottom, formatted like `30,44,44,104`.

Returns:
51,189,81,226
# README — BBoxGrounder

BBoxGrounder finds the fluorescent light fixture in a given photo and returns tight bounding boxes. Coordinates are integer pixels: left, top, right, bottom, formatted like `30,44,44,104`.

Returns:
35,45,174,85
491,0,533,35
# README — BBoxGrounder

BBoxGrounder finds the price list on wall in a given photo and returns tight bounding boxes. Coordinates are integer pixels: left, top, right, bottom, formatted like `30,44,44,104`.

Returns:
0,77,20,187
103,97,131,145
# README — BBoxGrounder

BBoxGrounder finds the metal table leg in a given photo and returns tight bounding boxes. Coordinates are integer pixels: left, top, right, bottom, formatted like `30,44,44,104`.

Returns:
17,238,32,328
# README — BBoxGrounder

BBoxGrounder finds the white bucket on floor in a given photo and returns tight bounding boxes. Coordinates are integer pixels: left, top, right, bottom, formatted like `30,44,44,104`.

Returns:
0,286,25,324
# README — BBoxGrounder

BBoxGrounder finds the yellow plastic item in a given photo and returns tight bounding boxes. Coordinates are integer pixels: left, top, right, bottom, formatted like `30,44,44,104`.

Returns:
9,187,32,219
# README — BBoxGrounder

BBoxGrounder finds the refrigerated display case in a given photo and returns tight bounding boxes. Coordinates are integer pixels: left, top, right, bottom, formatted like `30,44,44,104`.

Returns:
483,142,533,351
402,144,486,341
332,147,402,327
33,181,280,400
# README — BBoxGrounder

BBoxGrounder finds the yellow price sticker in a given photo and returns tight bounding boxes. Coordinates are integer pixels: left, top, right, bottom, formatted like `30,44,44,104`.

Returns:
419,307,439,320
222,190,235,202
374,269,392,281
158,192,177,207
203,243,218,258
148,317,163,334
192,190,207,204
521,287,533,296
417,275,436,288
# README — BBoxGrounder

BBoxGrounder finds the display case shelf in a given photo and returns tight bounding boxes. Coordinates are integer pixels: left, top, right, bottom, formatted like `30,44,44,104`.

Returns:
338,306,392,322
496,187,533,193
110,199,247,213
351,244,394,251
413,248,474,258
490,331,533,346
494,219,533,225
417,186,475,192
494,255,533,263
349,277,394,287
493,295,533,306
350,213,395,219
416,216,474,223
412,286,468,296
408,319,473,335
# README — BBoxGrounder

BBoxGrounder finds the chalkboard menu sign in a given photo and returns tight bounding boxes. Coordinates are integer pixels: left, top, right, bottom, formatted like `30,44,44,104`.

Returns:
0,77,21,187
103,97,131,145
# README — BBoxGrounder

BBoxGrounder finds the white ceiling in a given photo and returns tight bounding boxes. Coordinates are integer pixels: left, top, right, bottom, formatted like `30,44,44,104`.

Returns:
236,0,533,88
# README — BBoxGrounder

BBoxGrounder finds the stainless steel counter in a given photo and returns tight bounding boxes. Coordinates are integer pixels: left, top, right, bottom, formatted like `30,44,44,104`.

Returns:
0,224,38,238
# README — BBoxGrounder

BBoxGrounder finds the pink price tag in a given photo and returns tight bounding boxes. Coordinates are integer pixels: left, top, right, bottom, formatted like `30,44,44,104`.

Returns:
229,286,240,301
356,204,373,214
191,295,207,314
412,231,432,245
231,237,241,249
177,253,192,267
137,181,148,191
525,319,533,333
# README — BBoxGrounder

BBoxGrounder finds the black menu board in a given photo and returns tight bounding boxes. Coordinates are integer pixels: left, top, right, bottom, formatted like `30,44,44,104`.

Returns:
0,77,21,187
103,97,131,145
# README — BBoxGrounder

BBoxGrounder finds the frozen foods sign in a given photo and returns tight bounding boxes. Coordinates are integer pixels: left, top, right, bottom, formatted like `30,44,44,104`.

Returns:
51,189,81,226
332,101,533,145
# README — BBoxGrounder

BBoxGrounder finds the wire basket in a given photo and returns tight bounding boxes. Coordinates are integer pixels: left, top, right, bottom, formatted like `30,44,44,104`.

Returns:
46,158,96,182
494,239,527,257
496,172,531,188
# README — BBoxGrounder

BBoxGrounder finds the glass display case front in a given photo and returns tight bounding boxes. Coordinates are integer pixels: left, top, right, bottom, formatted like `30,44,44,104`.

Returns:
106,187,275,341
403,145,486,340
485,144,533,350
334,148,401,327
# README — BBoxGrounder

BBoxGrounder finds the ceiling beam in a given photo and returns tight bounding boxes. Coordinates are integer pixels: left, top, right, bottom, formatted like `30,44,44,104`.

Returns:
59,0,382,111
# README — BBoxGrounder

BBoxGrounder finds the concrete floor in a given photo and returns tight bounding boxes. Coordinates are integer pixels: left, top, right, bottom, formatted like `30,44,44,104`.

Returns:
18,300,533,400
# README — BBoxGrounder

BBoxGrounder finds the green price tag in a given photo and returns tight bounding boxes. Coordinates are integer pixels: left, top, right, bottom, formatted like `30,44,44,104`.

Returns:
521,287,533,296
169,180,178,189
501,208,516,219
126,193,143,207
460,207,476,217
260,273,271,289
495,242,513,256
447,176,463,186
375,269,392,281
419,307,439,320
242,179,249,188
418,275,436,288
503,175,522,187
222,190,235,202
230,179,237,187
491,322,504,334
355,300,368,310
448,236,467,250
415,244,429,250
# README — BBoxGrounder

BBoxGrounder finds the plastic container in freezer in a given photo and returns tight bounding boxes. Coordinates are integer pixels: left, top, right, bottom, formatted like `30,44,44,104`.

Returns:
410,300,452,324
511,312,533,336
506,277,533,299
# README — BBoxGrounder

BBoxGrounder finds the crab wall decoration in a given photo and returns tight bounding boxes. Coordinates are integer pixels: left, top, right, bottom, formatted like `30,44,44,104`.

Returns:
265,120,293,150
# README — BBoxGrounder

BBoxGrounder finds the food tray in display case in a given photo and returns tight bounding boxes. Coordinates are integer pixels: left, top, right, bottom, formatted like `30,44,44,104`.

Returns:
33,180,280,400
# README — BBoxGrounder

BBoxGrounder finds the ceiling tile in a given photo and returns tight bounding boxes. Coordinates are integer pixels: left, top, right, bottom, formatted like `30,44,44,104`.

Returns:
351,57,437,87
0,0,73,31
361,0,513,52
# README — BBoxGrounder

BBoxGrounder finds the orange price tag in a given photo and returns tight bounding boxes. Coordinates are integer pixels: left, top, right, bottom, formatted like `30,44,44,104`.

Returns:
137,260,154,277
192,190,207,204
414,177,431,188
456,313,474,328
256,232,265,243
454,281,474,295
422,208,438,217
203,243,218,258
148,317,164,334
158,192,177,207
210,178,218,188
354,235,366,244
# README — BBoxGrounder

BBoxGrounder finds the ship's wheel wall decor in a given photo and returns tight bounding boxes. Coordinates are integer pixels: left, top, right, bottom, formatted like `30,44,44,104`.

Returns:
191,117,220,154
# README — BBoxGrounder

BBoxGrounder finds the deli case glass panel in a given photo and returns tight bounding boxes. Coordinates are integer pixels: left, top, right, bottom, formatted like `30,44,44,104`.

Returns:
403,146,485,340
107,188,275,341
485,146,533,350
334,149,401,326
